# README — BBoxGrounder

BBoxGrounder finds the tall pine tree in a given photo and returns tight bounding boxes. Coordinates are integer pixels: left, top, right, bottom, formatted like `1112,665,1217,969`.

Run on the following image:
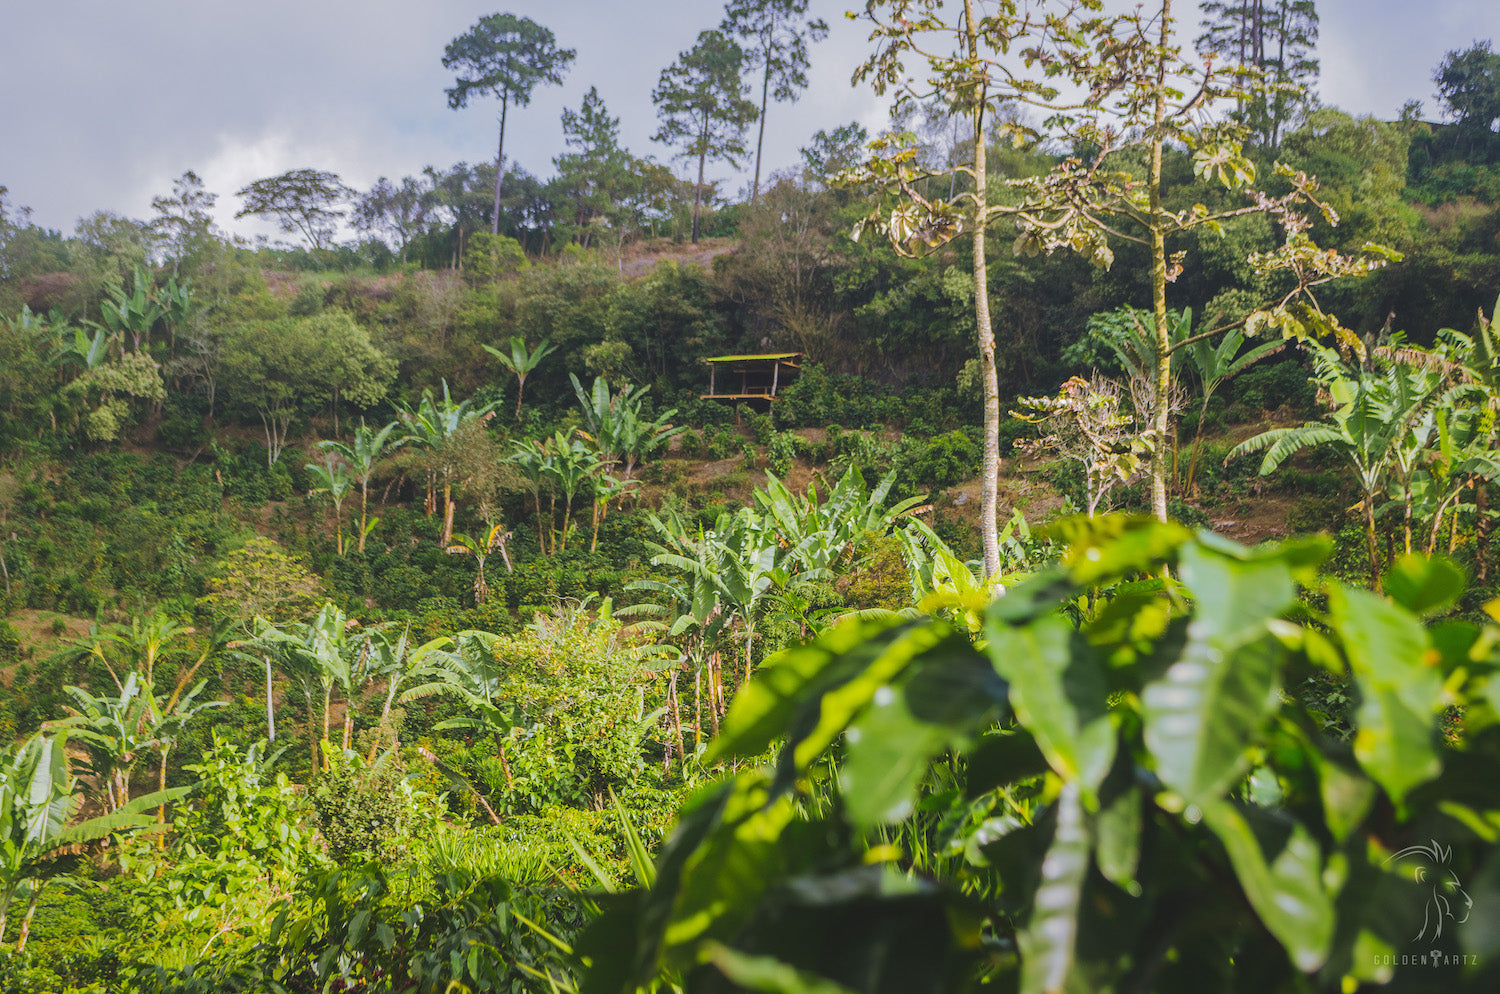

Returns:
1196,0,1319,149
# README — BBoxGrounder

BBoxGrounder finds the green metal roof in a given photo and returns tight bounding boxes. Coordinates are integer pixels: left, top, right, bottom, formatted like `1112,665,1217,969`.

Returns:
701,352,802,363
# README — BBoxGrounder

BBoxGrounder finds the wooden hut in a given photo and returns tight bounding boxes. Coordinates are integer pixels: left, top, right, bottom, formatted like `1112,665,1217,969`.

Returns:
700,353,802,404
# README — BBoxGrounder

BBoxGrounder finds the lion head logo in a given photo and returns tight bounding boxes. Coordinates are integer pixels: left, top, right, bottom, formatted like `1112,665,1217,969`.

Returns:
1384,840,1472,942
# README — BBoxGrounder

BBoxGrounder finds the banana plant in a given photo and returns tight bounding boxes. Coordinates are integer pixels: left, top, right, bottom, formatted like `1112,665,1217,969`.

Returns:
249,604,360,774
482,336,556,421
1,733,185,951
1230,341,1455,588
756,467,928,573
47,673,156,813
507,437,554,555
570,373,685,479
1179,325,1283,493
396,382,498,546
91,267,166,356
589,472,636,553
446,524,514,606
540,430,601,554
356,626,449,761
402,629,526,801
318,419,403,553
306,450,355,555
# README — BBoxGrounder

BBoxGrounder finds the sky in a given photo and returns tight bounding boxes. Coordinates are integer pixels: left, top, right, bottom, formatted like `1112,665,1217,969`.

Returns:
1,0,1495,244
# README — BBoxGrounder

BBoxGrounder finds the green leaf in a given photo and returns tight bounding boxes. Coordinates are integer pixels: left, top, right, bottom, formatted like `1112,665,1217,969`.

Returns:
841,647,1003,829
1328,585,1443,806
1312,752,1376,845
1095,784,1141,894
985,613,1116,793
1018,782,1090,994
1048,516,1192,585
1202,801,1334,972
964,730,1049,799
664,782,796,957
711,618,968,779
702,943,857,994
1142,543,1291,807
1382,554,1465,618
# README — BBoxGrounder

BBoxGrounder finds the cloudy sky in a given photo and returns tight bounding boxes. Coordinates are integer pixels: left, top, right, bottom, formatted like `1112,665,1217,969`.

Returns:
2,0,1494,242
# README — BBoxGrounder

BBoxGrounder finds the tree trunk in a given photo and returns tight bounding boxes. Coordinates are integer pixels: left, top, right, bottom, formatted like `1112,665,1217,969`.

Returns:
692,143,707,245
441,480,456,547
15,887,40,953
357,482,369,554
321,686,332,771
304,688,318,777
963,0,1003,575
1147,0,1173,523
491,95,509,236
157,744,170,824
1478,483,1490,581
1365,493,1382,592
751,61,771,203
265,656,276,743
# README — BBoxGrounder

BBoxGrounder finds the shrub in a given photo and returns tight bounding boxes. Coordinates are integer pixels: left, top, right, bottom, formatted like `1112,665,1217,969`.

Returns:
308,756,417,863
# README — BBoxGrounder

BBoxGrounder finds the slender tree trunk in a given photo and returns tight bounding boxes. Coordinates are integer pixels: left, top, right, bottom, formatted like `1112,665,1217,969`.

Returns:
441,480,456,547
751,62,771,203
1148,0,1173,523
265,656,276,743
1365,493,1382,592
1478,483,1491,581
15,888,40,953
669,669,686,767
535,491,548,556
357,482,368,554
692,144,707,245
1403,476,1414,554
321,686,332,771
962,0,1003,576
304,688,317,777
157,745,170,824
743,622,754,688
693,663,703,750
491,96,509,236
1186,396,1211,494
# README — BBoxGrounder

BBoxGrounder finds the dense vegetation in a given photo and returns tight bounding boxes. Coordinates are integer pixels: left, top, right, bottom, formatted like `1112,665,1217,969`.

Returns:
3,1,1500,991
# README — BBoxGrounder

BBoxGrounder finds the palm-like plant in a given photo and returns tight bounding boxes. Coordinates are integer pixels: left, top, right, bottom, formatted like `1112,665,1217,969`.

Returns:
541,430,601,554
147,680,223,823
1229,343,1451,588
1,733,185,950
1180,326,1282,493
357,626,449,760
483,336,556,421
447,524,514,605
306,450,354,555
49,674,155,813
397,382,499,546
249,604,359,774
318,419,404,552
402,629,519,818
570,374,685,480
507,437,554,555
92,268,166,356
647,507,785,689
589,473,636,553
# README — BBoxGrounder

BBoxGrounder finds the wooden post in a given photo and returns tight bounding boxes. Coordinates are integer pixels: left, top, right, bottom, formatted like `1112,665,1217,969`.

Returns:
709,363,716,396
772,360,781,397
